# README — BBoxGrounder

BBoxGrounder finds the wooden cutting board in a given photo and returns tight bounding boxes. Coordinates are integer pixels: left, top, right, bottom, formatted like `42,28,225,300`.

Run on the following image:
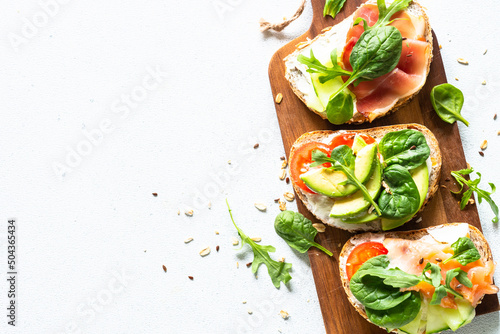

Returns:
268,1,500,333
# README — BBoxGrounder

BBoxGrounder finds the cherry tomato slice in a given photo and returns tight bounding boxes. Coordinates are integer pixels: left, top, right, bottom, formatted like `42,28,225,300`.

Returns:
346,242,388,280
290,141,331,193
328,133,376,149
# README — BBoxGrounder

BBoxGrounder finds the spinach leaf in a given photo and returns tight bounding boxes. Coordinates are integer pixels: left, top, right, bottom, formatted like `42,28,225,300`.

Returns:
443,237,481,265
451,167,499,223
311,147,382,215
379,129,430,170
446,268,472,288
350,255,412,310
366,291,421,330
422,262,442,287
227,200,292,288
378,164,420,219
325,90,354,125
430,285,447,305
323,0,347,19
356,267,421,288
274,211,333,256
430,84,469,126
297,49,351,84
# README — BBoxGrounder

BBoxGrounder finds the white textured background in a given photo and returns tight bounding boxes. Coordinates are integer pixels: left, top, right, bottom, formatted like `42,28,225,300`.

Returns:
0,0,499,333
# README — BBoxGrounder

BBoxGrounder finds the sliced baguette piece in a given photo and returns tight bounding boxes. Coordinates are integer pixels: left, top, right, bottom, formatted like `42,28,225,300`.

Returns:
289,123,441,232
284,0,433,123
338,223,495,333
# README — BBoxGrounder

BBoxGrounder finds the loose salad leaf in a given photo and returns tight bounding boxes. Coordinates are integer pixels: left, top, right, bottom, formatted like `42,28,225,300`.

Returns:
227,200,292,288
443,237,481,265
323,0,347,19
372,0,412,30
311,146,382,215
378,129,430,170
297,49,351,84
378,164,420,219
325,90,354,125
430,83,469,126
274,211,333,256
446,268,473,288
451,167,499,223
365,291,421,330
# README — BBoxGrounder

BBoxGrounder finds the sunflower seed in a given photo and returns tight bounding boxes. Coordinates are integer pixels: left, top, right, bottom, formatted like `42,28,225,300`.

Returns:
480,140,488,150
251,237,261,242
279,169,287,180
279,310,290,320
199,247,211,257
283,192,295,202
279,200,286,211
254,203,267,212
184,237,193,244
275,93,283,104
313,223,326,233
457,58,469,65
484,49,488,55
281,159,288,169
232,237,239,246
248,310,253,315
482,80,487,85
185,209,194,217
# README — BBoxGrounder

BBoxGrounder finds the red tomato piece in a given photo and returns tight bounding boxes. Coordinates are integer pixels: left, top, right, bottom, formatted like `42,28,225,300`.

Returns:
346,242,388,280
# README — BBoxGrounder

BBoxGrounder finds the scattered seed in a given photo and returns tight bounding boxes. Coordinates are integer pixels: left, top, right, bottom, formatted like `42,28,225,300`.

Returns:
177,210,180,215
482,80,487,85
254,203,267,212
468,198,475,205
279,310,290,320
254,143,259,149
280,156,286,161
279,257,285,263
279,200,287,211
467,162,471,169
242,300,247,304
184,237,194,244
456,284,463,289
215,231,219,235
279,169,287,180
274,198,280,203
497,130,500,136
251,237,261,242
402,37,407,41
410,145,416,150
162,265,167,272
281,159,288,169
275,93,283,104
406,54,412,57
246,262,252,268
483,49,488,55
480,140,488,150
248,310,253,315
455,77,459,81
439,44,442,49
284,192,295,202
441,185,447,189
313,223,326,233
216,245,220,252
152,193,158,197
232,237,239,246
200,247,211,257
236,261,239,268
479,151,484,157
185,209,194,217
208,202,212,209
419,257,424,265
285,177,290,184
494,114,497,120
338,243,342,248
435,258,442,263
457,58,469,65
188,276,194,280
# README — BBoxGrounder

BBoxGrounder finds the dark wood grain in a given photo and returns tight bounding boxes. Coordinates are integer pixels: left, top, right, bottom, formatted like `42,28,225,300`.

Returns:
268,1,499,333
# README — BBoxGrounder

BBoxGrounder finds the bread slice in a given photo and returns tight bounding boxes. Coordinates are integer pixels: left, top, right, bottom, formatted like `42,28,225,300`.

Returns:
289,123,441,232
338,223,495,333
284,0,433,123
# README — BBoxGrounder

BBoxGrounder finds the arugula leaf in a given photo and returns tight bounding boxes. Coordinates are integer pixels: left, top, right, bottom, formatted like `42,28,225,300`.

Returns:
446,268,472,288
443,237,481,265
430,285,447,305
379,129,430,170
430,84,469,126
372,0,412,30
323,0,347,19
366,291,421,330
227,200,292,288
325,90,354,125
451,167,499,223
311,146,382,215
378,164,420,219
274,211,333,256
422,262,442,288
297,49,351,84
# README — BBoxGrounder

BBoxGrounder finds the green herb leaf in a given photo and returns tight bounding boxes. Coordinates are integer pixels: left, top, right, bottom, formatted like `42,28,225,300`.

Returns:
379,129,430,170
378,164,420,219
372,0,412,30
446,268,472,288
430,84,469,126
311,146,382,215
430,285,447,305
325,90,354,125
357,268,422,288
274,211,333,256
443,237,481,265
227,200,292,288
366,291,421,330
323,0,347,19
422,262,442,287
297,49,351,84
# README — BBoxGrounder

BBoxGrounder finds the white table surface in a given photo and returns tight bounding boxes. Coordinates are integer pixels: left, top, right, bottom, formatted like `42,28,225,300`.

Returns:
1,0,499,333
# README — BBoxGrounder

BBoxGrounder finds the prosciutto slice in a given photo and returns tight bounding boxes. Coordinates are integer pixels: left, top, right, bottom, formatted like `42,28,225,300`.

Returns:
342,3,431,119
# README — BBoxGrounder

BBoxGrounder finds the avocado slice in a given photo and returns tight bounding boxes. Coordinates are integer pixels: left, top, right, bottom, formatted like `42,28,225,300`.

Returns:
341,212,379,224
300,143,378,198
352,134,368,155
330,159,382,218
381,163,429,231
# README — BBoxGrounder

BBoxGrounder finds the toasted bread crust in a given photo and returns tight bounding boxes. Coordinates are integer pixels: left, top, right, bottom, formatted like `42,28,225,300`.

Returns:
290,123,441,232
338,223,494,333
284,0,433,124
